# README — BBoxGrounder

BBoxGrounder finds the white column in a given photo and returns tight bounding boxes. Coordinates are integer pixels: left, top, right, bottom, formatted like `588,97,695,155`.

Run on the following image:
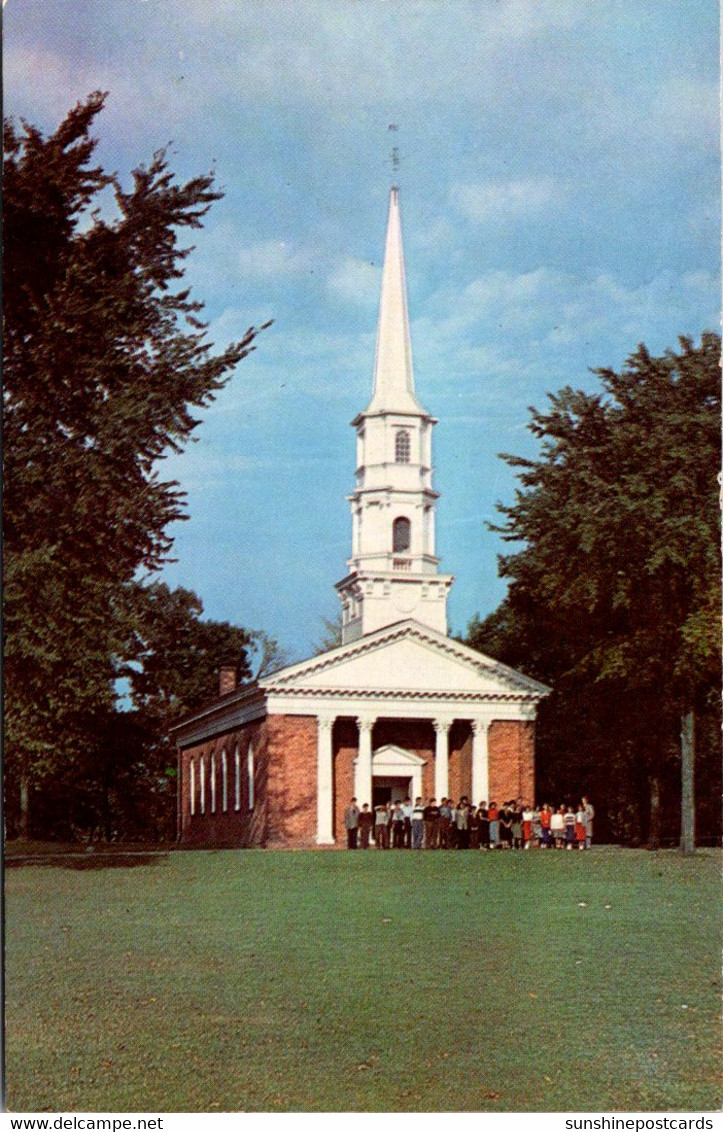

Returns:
412,765,423,802
433,719,451,800
354,716,374,807
316,716,335,845
471,719,490,804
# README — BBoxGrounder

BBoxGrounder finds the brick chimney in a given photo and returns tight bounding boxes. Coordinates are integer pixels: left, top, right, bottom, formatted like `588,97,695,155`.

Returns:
219,666,237,696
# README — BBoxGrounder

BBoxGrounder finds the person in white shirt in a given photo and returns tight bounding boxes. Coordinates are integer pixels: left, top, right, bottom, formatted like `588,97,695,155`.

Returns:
550,807,565,848
411,797,425,849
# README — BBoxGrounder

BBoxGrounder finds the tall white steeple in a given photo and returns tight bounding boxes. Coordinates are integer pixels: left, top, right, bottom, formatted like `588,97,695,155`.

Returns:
366,187,423,416
336,187,453,644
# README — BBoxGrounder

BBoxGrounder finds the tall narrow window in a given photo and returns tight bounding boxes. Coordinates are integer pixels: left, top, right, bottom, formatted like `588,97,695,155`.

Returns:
210,753,216,813
221,749,228,812
247,743,255,811
190,759,196,816
200,755,206,815
395,430,411,463
393,516,411,552
234,744,241,811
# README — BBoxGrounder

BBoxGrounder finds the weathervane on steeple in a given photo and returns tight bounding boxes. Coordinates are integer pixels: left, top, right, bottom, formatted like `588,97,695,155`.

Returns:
388,123,400,187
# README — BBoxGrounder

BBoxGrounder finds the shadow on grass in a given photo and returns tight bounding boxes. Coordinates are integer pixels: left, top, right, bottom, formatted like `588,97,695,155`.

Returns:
6,852,170,871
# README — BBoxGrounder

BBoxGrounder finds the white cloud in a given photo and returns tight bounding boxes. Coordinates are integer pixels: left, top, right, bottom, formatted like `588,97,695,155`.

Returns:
649,75,719,145
235,240,316,278
579,73,718,154
427,264,717,339
462,267,554,309
105,0,591,118
407,264,719,412
3,46,102,121
327,256,381,305
485,0,583,37
450,177,563,225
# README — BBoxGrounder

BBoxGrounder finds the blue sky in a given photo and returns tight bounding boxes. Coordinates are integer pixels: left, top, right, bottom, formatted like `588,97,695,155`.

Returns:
5,0,719,660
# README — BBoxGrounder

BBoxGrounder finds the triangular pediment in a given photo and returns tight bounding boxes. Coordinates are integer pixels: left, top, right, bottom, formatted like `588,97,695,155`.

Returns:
372,744,426,768
261,620,549,700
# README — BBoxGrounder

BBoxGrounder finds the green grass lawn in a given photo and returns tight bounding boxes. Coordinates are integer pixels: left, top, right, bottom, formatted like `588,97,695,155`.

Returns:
5,847,721,1112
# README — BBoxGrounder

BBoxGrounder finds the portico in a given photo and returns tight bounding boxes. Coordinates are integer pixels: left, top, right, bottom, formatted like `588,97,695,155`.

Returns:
259,617,546,845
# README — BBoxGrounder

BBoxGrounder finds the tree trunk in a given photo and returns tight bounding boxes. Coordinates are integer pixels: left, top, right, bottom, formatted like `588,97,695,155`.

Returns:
680,709,695,854
103,774,113,843
648,774,661,849
19,775,30,840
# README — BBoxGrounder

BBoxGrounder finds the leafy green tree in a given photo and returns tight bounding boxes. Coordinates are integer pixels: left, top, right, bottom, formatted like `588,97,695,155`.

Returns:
313,613,343,655
3,93,268,835
100,582,257,842
469,334,721,847
127,583,255,723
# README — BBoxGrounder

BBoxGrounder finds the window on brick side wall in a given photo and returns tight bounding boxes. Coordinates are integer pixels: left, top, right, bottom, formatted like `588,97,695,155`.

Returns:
234,744,241,811
200,755,206,815
221,749,228,812
190,758,196,816
248,743,255,811
210,753,217,814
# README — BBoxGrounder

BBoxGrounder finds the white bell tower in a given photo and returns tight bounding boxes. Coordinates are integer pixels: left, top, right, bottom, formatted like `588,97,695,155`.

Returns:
336,187,453,644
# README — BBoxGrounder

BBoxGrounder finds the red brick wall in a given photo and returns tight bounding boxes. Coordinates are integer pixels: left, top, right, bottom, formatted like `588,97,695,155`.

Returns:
265,715,317,846
448,721,472,801
180,714,319,847
179,719,268,846
333,718,358,842
488,720,535,806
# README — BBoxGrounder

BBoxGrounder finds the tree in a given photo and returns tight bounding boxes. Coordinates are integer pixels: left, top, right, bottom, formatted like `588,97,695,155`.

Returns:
313,613,343,655
470,334,720,848
127,582,255,722
7,583,260,843
3,93,268,835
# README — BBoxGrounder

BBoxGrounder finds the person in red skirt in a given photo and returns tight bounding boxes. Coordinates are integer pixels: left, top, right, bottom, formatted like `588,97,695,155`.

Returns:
575,804,587,849
522,804,533,849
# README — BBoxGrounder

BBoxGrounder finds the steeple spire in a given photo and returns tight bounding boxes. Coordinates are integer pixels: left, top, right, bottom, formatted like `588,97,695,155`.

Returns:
366,187,424,415
336,188,453,644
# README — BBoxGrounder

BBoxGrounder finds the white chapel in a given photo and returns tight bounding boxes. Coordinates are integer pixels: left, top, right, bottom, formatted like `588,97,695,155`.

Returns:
173,187,549,848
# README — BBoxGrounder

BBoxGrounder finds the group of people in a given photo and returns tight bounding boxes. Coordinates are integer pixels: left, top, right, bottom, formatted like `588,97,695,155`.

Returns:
343,796,595,851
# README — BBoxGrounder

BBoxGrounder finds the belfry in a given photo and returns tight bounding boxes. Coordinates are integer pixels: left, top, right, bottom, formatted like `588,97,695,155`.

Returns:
336,188,453,641
172,188,549,848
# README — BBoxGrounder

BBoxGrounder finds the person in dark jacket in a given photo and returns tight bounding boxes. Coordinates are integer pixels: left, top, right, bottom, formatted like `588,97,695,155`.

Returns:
423,799,441,849
358,803,374,849
478,802,490,849
469,804,480,850
402,797,413,848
